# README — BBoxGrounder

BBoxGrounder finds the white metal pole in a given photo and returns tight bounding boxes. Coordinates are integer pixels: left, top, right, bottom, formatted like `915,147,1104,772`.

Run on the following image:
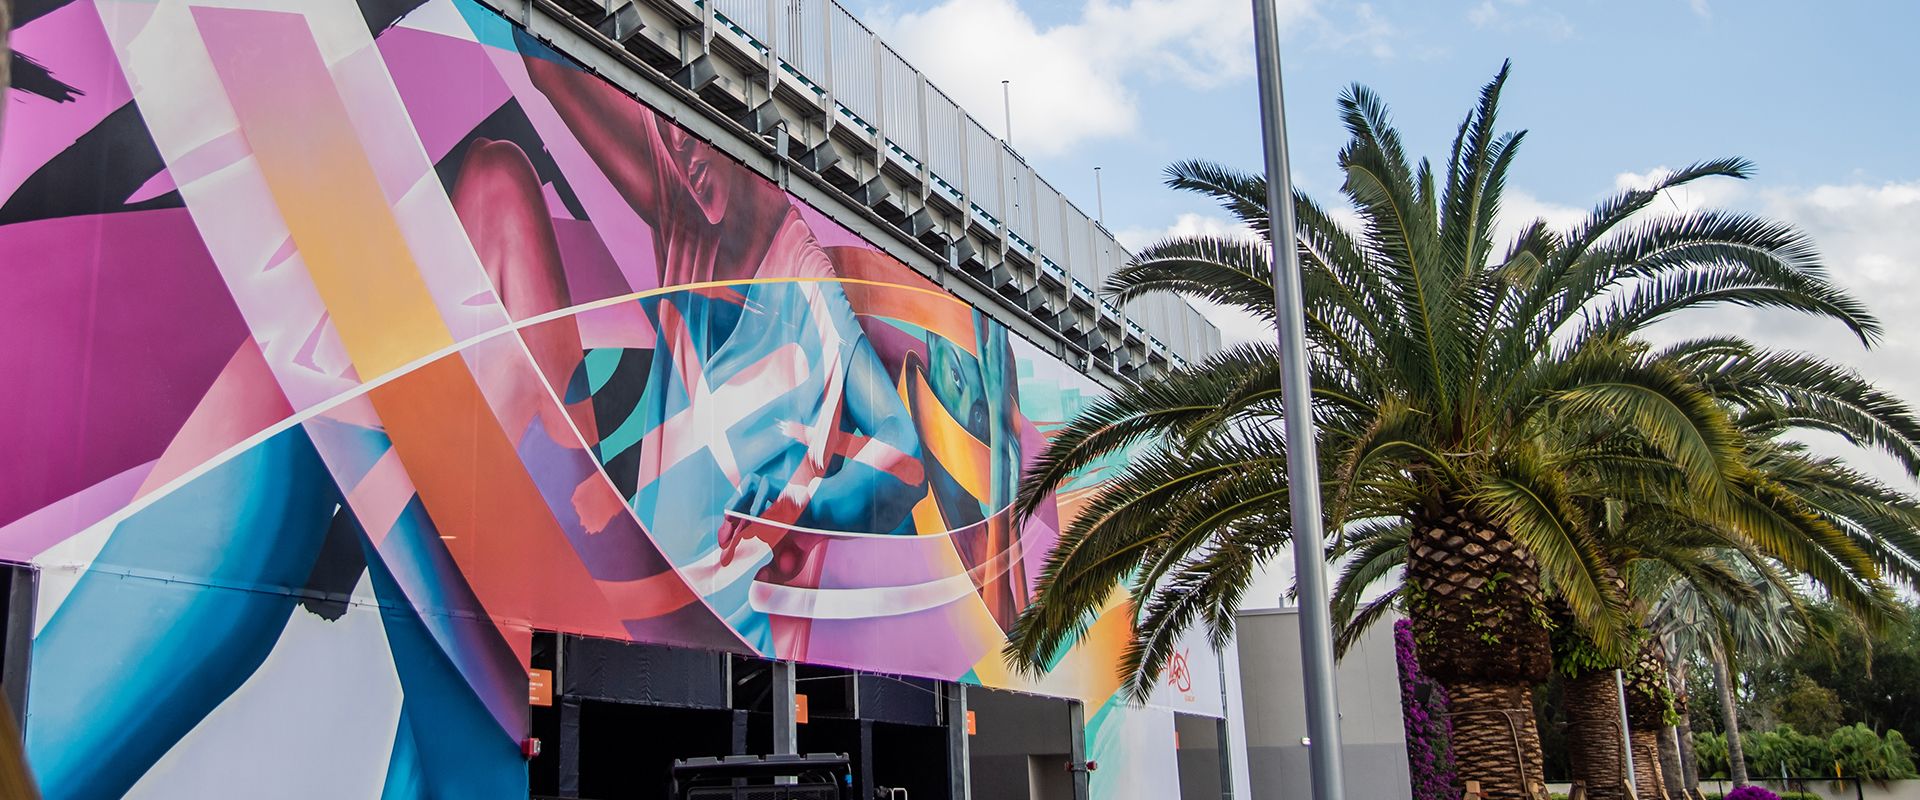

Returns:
1617,669,1638,794
1094,166,1105,225
1249,0,1344,797
1001,79,1012,146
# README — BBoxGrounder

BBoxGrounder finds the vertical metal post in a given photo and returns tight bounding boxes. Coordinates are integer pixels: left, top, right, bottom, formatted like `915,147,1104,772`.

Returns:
701,0,714,51
1093,166,1106,225
764,0,778,95
945,682,971,800
1616,669,1637,794
1001,80,1012,145
818,0,834,126
870,35,884,173
916,73,931,200
774,660,798,756
1249,0,1344,797
1068,700,1089,800
1,567,36,729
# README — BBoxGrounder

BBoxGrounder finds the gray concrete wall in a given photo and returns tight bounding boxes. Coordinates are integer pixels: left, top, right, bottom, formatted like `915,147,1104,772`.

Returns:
1235,608,1412,800
968,688,1076,800
1176,713,1226,799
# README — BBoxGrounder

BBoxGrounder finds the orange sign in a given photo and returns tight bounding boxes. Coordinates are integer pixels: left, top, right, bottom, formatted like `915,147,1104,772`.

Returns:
529,668,553,707
795,693,809,724
966,710,976,735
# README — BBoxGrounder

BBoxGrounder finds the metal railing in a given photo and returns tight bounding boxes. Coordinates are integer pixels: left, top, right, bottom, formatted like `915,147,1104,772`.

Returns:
687,0,1215,361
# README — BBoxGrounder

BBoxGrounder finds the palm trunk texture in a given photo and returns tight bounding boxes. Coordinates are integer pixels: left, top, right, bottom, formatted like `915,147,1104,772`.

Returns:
1658,725,1687,799
1408,507,1553,800
1671,661,1705,799
1564,670,1633,800
1626,641,1676,799
1630,728,1666,799
1709,648,1749,786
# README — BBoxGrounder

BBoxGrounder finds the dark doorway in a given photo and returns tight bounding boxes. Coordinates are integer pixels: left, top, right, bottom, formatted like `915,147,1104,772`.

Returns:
967,687,1079,800
1175,712,1228,799
871,719,950,799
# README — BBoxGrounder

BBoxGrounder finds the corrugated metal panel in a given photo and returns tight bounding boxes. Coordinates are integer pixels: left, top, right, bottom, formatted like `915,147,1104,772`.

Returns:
879,45,918,152
828,3,877,123
924,86,963,182
965,120,1002,218
786,0,828,90
714,0,772,46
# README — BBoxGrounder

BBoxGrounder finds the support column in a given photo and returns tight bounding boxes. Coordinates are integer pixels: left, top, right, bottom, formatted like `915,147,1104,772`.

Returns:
859,719,876,799
0,567,35,729
1069,700,1089,800
731,709,751,756
945,682,971,800
773,660,798,756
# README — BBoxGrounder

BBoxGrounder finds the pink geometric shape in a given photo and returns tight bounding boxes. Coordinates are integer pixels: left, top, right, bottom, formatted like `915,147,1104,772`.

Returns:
0,209,248,528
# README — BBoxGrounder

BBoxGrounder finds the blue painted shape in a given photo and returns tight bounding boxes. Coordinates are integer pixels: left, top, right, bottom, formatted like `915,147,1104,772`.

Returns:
27,427,340,800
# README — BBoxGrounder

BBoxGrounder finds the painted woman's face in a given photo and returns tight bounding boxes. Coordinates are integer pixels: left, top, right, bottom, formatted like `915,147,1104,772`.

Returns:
927,336,989,438
662,123,732,225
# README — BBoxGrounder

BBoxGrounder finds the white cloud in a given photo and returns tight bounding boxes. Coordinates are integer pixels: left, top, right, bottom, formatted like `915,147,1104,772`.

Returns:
1609,173,1920,490
1687,0,1711,18
1114,213,1273,346
1465,0,1573,39
869,0,1397,156
1112,211,1254,251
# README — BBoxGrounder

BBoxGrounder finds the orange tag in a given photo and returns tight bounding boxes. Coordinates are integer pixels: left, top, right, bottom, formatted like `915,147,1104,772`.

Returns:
529,669,553,707
796,693,809,724
966,710,976,735
1174,730,1181,749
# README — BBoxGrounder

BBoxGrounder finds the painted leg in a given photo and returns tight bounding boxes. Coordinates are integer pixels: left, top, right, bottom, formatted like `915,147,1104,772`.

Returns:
26,427,338,799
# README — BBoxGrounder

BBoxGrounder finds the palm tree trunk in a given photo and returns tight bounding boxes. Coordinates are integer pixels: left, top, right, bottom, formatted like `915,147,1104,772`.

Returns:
1657,724,1687,799
1709,647,1749,786
1671,661,1705,799
1623,640,1676,799
1444,680,1547,800
1564,670,1633,800
1407,507,1554,800
1630,728,1666,799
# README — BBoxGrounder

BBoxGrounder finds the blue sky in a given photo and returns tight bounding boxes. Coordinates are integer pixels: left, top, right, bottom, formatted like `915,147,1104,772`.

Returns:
852,0,1920,242
849,0,1920,489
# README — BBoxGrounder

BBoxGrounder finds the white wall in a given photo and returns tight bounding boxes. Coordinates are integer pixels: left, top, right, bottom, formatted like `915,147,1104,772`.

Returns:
1234,608,1412,800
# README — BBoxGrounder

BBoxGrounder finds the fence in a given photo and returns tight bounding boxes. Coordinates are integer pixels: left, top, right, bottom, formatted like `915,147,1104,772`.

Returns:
694,0,1212,364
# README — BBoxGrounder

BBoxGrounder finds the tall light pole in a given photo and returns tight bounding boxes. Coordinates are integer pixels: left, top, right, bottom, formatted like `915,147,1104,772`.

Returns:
1093,166,1106,224
1250,0,1346,798
1001,79,1013,146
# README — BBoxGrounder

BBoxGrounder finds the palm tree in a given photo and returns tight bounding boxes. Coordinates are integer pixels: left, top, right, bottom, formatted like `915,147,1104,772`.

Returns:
1650,555,1808,790
1001,63,1903,800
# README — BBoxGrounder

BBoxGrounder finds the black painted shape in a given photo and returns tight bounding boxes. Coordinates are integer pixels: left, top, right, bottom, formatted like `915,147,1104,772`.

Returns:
9,51,82,103
0,101,182,225
355,0,433,37
299,505,370,621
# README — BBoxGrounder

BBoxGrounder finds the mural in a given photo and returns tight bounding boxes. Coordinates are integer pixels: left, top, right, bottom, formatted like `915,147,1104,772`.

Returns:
0,0,1219,797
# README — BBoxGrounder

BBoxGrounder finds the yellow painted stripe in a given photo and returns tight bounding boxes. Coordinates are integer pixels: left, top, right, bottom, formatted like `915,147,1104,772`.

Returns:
198,8,453,380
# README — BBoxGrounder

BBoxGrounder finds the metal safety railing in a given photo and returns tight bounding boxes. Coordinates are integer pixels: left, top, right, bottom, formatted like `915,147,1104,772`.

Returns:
685,0,1214,361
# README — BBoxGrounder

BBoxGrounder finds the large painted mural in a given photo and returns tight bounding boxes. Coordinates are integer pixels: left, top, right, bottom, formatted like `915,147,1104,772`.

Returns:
0,0,1219,797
